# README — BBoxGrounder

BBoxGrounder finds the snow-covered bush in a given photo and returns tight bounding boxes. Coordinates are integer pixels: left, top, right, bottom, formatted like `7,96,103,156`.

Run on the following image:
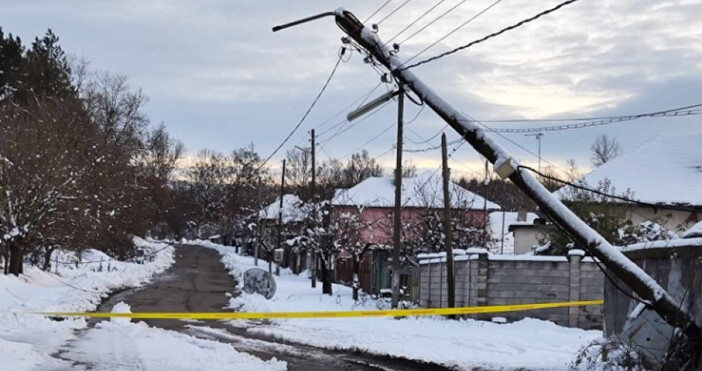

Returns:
572,337,647,371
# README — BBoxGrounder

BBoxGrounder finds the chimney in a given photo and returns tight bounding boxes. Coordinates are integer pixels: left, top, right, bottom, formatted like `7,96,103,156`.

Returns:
517,208,527,222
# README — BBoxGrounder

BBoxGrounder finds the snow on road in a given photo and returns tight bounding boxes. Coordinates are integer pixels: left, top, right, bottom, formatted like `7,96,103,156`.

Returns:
0,238,175,369
63,316,286,370
195,239,603,370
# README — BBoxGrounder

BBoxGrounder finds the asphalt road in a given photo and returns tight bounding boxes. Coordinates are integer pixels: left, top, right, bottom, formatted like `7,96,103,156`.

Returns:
94,245,452,371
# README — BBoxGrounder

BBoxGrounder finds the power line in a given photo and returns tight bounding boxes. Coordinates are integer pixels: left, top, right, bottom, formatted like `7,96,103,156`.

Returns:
479,103,702,122
517,165,701,213
397,0,470,45
258,51,344,171
401,0,505,67
343,103,427,157
486,104,702,133
405,123,449,145
404,138,461,152
364,0,393,23
400,0,580,71
318,100,393,148
457,112,570,175
346,122,396,156
315,83,383,132
313,82,384,141
376,0,414,26
383,0,449,47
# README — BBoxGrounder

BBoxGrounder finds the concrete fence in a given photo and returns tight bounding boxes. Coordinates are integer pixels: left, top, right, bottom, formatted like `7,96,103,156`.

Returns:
418,249,604,329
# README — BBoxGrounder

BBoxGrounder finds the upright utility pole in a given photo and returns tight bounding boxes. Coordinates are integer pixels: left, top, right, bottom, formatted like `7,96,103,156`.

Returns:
441,133,455,312
391,82,404,309
275,159,286,275
310,129,317,288
255,176,262,266
525,133,543,173
483,159,489,246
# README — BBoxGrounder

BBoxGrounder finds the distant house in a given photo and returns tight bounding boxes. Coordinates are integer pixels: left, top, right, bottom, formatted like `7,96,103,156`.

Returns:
257,194,310,272
331,171,501,295
488,209,544,254
557,134,702,232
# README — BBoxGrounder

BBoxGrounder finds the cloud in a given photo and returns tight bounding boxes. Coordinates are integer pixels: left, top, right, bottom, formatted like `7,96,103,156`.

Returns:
2,0,700,178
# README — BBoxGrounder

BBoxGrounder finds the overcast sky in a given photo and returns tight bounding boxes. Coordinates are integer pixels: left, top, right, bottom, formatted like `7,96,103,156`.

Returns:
2,0,701,178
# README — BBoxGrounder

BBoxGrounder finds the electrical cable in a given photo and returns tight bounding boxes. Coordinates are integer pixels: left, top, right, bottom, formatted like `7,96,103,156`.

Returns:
479,103,702,123
364,0,393,23
400,0,580,71
517,165,701,213
342,103,427,158
382,0,449,47
400,0,505,68
486,104,702,133
376,0,413,26
397,0,470,45
257,51,344,171
318,100,393,148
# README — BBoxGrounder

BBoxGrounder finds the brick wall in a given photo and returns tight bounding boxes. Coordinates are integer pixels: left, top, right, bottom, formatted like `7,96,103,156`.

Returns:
419,250,604,329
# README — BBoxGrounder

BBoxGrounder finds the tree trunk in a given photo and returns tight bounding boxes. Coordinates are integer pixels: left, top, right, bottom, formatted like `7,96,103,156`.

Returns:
43,247,56,271
2,246,8,274
8,243,24,276
352,254,360,301
321,251,332,295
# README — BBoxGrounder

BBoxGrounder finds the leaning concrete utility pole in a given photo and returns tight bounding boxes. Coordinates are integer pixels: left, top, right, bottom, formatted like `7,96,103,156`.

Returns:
391,82,405,309
272,9,699,337
441,133,456,312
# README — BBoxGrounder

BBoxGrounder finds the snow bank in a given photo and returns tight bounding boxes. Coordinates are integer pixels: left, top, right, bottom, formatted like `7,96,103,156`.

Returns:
192,239,601,370
0,237,174,370
62,320,286,370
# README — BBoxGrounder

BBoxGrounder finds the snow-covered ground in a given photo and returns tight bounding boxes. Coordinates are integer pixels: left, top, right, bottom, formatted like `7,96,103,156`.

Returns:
0,238,175,369
1,238,287,370
63,305,285,371
192,239,603,370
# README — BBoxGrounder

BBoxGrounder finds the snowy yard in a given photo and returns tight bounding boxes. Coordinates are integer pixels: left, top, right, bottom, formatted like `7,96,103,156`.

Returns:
0,238,175,369
194,240,603,370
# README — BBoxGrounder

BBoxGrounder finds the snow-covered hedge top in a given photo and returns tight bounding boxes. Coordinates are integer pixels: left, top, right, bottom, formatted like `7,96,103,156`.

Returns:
556,134,702,206
332,171,501,210
682,221,702,239
621,237,702,252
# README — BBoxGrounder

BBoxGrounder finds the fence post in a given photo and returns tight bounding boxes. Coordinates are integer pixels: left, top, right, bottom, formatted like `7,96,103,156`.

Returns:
568,249,583,328
476,252,489,308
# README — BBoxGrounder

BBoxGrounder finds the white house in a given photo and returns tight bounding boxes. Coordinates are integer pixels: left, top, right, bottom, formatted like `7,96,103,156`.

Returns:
488,210,543,254
557,134,702,232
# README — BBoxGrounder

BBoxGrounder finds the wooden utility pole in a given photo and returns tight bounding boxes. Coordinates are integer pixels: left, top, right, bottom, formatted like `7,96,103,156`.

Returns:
275,159,286,275
483,159,489,246
441,133,456,312
310,129,317,288
255,176,262,266
391,82,404,309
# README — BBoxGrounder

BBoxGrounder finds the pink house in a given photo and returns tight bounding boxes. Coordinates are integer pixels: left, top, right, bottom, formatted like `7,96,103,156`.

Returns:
331,172,501,294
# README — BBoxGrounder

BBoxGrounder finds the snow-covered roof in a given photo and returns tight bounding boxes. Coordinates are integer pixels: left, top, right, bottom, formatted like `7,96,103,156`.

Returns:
332,171,501,210
557,134,702,206
259,194,309,224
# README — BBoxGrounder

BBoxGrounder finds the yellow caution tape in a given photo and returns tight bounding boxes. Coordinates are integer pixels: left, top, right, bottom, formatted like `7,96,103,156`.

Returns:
39,300,603,320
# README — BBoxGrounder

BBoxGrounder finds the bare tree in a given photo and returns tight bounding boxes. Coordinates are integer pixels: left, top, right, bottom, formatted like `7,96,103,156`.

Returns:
344,150,383,187
590,134,621,167
285,147,312,187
